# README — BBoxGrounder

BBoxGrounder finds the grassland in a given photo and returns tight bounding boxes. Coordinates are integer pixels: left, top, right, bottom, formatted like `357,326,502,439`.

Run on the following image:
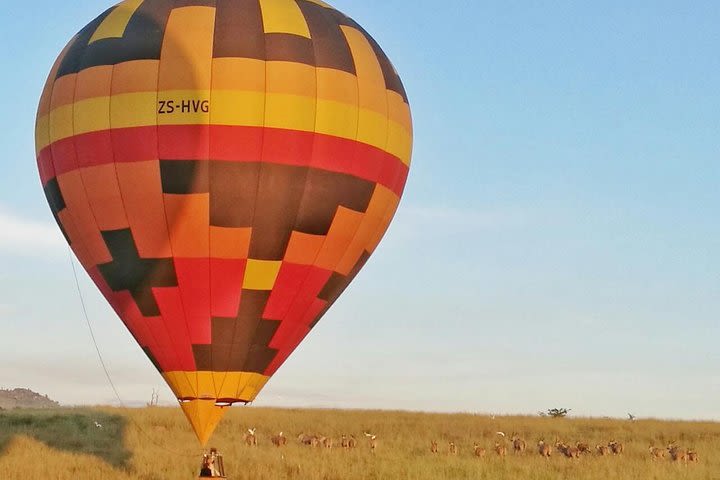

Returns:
0,406,717,479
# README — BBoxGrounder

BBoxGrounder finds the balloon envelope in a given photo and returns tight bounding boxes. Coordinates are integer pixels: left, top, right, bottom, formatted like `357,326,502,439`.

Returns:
36,0,411,445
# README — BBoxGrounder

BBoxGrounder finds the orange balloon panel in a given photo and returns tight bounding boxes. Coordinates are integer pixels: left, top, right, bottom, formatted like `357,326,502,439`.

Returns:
36,0,411,445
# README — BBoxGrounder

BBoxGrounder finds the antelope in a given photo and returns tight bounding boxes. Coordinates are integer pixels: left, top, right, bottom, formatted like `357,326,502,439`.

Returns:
494,442,507,457
537,440,552,458
364,432,377,452
430,440,438,454
348,435,357,449
297,433,319,447
448,442,458,455
649,446,665,461
555,442,568,456
596,444,609,456
341,435,350,449
668,444,687,463
315,435,333,449
245,428,257,446
576,442,591,454
608,440,624,455
271,431,287,447
473,443,486,458
563,445,580,459
511,433,526,454
687,450,699,463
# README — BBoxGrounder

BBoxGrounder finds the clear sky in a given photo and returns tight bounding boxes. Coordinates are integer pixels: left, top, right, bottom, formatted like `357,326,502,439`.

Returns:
0,1,718,420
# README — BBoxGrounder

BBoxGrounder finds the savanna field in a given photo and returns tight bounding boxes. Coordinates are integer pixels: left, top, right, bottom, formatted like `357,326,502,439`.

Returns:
0,407,718,480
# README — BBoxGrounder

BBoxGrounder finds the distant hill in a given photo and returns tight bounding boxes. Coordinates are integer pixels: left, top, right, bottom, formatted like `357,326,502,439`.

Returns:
0,388,59,409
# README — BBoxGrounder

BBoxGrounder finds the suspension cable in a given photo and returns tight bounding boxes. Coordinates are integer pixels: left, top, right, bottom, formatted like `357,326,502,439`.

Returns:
68,248,199,458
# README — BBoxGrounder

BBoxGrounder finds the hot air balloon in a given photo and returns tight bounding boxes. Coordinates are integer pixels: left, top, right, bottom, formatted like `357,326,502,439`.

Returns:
35,0,412,451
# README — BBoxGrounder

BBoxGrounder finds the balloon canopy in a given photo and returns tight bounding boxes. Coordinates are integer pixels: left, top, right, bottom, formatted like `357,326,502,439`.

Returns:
35,0,411,446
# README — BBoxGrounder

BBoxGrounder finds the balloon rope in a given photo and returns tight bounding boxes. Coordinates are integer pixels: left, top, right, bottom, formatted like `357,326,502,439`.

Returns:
68,248,125,407
68,248,198,458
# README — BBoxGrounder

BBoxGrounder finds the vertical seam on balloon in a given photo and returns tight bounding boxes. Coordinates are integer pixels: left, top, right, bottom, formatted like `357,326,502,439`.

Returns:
359,58,412,260
350,76,397,277
69,74,107,266
209,1,229,402
262,0,324,373
44,46,99,301
264,18,364,370
345,43,395,268
106,62,165,376
107,60,185,400
235,0,272,387
153,6,200,401
206,1,219,405
218,0,269,400
365,92,408,255
258,3,342,369
44,49,106,353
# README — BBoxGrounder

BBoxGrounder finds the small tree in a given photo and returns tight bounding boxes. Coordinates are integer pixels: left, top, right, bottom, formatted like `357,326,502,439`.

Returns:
147,388,159,407
546,408,571,418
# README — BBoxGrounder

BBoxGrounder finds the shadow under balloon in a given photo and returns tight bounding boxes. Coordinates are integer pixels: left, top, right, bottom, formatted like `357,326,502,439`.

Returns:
0,409,131,468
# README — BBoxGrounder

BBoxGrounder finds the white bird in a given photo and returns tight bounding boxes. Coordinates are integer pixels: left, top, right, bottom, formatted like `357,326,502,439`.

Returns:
94,421,103,428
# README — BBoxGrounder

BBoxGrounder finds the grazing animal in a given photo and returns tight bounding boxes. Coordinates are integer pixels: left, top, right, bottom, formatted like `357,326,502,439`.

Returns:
473,443,486,458
494,442,507,457
576,442,591,454
563,445,580,459
348,435,357,449
271,432,287,447
448,442,458,455
596,444,609,456
668,445,687,463
649,446,665,461
364,432,377,453
537,440,552,458
245,428,257,446
687,450,699,463
340,434,355,450
511,434,526,454
297,433,319,447
322,436,334,449
608,440,624,455
430,440,438,454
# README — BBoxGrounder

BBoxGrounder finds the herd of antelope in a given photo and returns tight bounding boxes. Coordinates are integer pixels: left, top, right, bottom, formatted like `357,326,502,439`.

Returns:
241,428,701,464
434,433,701,464
243,428,376,452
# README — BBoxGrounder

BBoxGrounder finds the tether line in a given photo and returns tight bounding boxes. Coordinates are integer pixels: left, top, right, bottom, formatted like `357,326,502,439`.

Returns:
68,247,198,458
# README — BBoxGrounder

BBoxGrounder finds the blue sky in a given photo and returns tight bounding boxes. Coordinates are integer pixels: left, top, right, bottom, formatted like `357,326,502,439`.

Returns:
0,1,718,420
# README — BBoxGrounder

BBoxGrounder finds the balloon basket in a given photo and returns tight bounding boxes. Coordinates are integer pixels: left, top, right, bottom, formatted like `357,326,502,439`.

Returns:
198,448,226,478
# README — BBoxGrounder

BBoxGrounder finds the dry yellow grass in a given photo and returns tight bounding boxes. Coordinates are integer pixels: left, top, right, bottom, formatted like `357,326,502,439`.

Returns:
0,406,718,479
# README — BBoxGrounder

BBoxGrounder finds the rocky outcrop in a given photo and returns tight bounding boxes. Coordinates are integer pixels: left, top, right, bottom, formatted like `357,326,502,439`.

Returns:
0,388,60,409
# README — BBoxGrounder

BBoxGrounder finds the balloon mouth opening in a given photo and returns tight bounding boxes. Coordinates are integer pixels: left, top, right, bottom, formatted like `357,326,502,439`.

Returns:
178,397,250,407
